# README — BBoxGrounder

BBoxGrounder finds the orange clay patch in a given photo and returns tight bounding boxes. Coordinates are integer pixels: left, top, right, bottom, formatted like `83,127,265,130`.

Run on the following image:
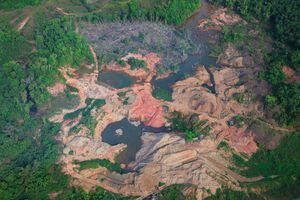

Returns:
129,84,165,128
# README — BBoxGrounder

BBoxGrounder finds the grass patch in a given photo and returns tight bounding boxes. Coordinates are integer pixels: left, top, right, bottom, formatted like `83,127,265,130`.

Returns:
170,112,211,141
157,184,190,200
153,88,172,102
66,84,79,93
127,57,147,70
158,182,166,187
66,99,106,135
63,108,84,120
117,59,127,67
117,91,130,105
217,141,230,151
74,159,123,174
232,91,255,104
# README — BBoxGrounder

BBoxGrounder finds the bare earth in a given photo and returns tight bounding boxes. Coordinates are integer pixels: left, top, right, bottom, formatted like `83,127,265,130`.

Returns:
48,8,267,200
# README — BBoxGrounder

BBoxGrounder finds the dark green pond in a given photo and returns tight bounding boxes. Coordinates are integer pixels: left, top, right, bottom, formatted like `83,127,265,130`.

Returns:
101,118,168,166
98,71,135,89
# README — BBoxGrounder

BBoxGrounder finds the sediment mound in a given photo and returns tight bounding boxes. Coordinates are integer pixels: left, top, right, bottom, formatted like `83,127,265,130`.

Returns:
129,84,165,128
171,65,262,155
198,8,243,32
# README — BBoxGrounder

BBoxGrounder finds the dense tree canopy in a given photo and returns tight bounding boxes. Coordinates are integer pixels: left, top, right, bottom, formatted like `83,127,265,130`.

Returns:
35,17,93,68
0,0,41,9
0,20,29,65
81,0,201,25
0,62,29,126
0,15,98,199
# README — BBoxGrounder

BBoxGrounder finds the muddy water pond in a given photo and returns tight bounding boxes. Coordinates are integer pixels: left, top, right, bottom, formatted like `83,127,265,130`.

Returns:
100,1,218,167
101,118,168,166
153,54,217,94
98,71,135,89
153,0,218,95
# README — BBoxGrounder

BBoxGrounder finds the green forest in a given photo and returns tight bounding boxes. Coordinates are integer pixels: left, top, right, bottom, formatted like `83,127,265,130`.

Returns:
78,0,201,25
0,0,41,9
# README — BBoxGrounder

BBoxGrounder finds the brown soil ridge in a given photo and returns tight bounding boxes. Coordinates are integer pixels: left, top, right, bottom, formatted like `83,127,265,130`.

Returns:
17,16,30,31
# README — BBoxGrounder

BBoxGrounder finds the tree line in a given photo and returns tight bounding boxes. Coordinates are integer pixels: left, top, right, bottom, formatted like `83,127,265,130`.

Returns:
80,0,201,25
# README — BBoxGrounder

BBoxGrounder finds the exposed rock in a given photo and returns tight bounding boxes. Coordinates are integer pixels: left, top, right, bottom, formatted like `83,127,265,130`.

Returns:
171,66,262,155
129,84,165,128
217,127,257,154
198,8,243,32
115,128,123,136
103,53,161,82
63,134,126,163
282,66,300,83
127,132,243,197
47,82,66,96
217,44,254,68
129,120,141,127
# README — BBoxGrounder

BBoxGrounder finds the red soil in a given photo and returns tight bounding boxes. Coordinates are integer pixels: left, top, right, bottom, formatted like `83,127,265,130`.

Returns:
282,66,300,83
47,82,66,96
129,84,165,128
218,126,257,155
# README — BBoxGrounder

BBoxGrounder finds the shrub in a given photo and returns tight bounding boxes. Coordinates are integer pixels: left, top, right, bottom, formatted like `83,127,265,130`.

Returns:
170,112,210,141
153,88,172,101
74,159,123,173
127,57,147,70
117,59,127,67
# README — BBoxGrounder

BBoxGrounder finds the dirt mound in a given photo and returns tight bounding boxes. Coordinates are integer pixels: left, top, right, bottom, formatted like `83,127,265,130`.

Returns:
198,8,243,32
282,66,300,83
217,127,257,154
129,84,165,128
126,132,256,197
47,82,66,96
218,44,254,68
171,66,262,155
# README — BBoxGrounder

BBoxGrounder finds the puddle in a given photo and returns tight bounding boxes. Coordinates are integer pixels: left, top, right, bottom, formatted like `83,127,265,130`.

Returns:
75,66,94,78
98,71,135,89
